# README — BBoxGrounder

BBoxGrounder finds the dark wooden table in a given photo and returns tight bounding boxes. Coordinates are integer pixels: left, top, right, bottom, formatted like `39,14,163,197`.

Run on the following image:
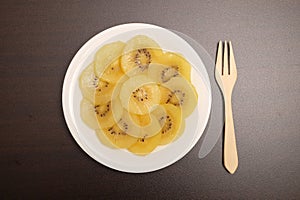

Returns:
1,1,299,199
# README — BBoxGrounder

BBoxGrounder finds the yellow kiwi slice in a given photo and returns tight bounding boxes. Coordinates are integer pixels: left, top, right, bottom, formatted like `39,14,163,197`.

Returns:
174,119,186,141
138,113,162,138
95,129,117,149
121,35,163,75
95,99,123,128
152,104,183,145
80,98,99,130
98,124,138,149
79,36,199,156
79,62,116,105
79,63,99,103
155,52,191,82
111,73,129,100
119,74,160,115
94,79,115,105
148,63,180,84
99,58,124,83
94,41,125,78
159,85,180,106
117,110,162,138
162,77,198,118
116,110,140,137
132,113,151,126
127,133,162,156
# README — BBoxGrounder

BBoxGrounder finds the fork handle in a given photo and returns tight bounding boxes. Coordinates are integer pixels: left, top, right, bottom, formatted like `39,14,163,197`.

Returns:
224,93,238,174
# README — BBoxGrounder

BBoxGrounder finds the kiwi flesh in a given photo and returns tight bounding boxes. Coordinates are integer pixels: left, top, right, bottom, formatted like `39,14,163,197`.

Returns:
121,35,163,75
79,63,98,104
162,77,198,118
95,99,123,129
119,74,160,115
159,86,180,106
99,123,138,149
117,110,162,138
127,132,162,156
94,79,115,105
80,98,99,130
152,104,183,145
94,41,125,77
156,52,191,82
99,58,124,84
95,129,117,149
148,63,180,83
79,35,200,156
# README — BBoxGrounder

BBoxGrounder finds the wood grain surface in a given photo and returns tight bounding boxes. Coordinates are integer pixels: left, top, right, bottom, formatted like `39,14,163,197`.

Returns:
0,0,299,199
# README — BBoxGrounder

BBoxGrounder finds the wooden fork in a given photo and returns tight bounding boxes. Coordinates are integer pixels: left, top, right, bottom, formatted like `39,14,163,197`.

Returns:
215,41,238,174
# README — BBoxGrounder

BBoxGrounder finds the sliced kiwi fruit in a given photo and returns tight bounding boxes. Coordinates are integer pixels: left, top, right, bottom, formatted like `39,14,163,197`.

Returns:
138,113,162,138
174,119,186,141
79,62,117,105
94,41,125,78
121,35,163,75
79,35,200,156
111,73,129,100
94,79,115,105
161,77,198,118
116,109,141,138
159,86,180,106
80,98,99,130
119,74,160,115
132,113,151,126
79,62,99,103
95,99,123,128
155,52,191,82
98,124,138,149
95,129,117,149
127,133,162,156
152,104,183,145
99,58,124,84
148,63,180,83
117,109,162,138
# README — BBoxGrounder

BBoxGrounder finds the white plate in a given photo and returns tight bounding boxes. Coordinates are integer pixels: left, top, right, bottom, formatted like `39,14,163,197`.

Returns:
62,23,212,173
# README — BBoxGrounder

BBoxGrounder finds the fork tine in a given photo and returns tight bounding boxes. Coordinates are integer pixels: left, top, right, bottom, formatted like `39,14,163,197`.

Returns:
223,41,229,75
216,41,223,75
229,41,237,75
